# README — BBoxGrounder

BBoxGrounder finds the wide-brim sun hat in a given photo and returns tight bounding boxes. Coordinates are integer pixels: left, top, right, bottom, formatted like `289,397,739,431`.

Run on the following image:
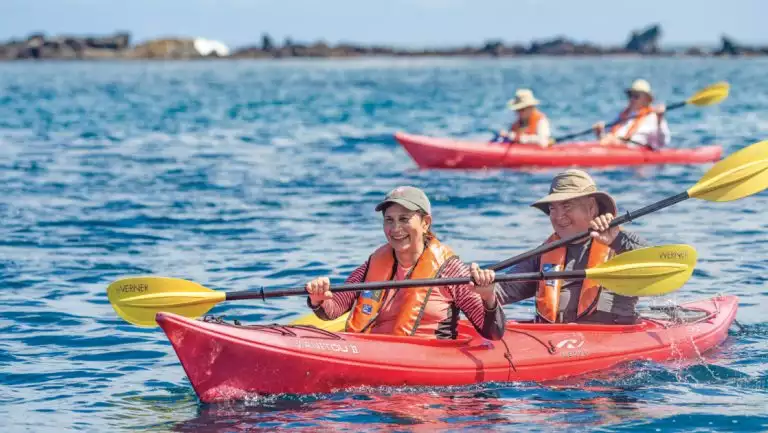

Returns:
507,88,540,111
531,169,618,216
626,79,653,101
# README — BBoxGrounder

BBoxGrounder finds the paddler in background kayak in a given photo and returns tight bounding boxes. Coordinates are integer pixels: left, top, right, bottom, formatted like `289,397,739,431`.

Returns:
474,170,647,325
495,89,552,147
593,79,671,149
305,186,506,340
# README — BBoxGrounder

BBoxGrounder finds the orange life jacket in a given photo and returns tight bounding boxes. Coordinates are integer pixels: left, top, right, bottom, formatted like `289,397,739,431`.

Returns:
345,239,455,336
511,108,545,139
536,233,614,323
610,106,653,139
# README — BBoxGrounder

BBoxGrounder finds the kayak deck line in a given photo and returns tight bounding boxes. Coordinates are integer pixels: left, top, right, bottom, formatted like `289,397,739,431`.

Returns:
156,295,737,402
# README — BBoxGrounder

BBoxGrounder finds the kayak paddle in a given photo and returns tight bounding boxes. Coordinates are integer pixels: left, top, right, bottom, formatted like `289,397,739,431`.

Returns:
490,138,768,271
552,81,730,143
108,244,696,327
292,137,766,328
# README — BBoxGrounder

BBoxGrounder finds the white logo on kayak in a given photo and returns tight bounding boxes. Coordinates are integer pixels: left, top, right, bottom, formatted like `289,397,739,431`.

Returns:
552,334,589,358
554,338,585,350
293,340,360,354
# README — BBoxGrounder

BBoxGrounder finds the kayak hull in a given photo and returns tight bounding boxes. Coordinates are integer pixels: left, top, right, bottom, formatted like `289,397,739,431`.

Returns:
157,295,737,403
395,132,723,169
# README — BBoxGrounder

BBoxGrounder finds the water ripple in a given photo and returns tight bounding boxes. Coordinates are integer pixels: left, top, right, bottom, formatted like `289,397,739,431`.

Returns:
0,57,766,432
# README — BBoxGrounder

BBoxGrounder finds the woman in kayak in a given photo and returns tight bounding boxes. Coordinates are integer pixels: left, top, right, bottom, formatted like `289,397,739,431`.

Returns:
496,89,552,147
475,169,648,325
305,186,505,340
593,79,670,149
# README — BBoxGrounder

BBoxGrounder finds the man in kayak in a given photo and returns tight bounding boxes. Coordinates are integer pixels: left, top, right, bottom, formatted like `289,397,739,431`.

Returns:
593,79,670,149
496,89,552,147
475,169,647,324
305,186,506,340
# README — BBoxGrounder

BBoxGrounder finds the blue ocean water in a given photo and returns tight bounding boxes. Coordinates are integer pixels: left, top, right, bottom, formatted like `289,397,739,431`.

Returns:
0,57,766,432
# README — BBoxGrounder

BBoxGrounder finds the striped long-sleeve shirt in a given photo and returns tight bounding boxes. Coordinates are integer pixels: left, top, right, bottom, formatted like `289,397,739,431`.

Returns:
308,256,506,340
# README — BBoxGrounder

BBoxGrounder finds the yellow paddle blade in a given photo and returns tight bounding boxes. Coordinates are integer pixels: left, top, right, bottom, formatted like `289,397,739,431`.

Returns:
107,277,225,327
586,244,697,297
290,312,349,331
687,140,768,201
686,81,729,106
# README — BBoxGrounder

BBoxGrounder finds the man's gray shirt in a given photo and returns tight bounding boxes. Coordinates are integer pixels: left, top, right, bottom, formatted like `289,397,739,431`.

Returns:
495,231,648,322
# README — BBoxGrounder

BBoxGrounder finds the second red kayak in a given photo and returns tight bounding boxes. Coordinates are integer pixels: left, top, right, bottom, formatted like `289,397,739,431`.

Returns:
158,295,737,403
395,132,723,169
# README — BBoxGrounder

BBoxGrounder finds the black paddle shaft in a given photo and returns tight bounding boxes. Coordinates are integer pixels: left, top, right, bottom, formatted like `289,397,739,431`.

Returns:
225,191,693,301
225,191,691,301
489,191,691,271
224,269,589,301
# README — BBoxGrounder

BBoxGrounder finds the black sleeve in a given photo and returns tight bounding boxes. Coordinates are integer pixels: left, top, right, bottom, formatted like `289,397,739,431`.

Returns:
610,230,649,253
494,256,539,305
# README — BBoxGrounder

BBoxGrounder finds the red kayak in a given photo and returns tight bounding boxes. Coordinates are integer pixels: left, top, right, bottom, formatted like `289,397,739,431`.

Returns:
395,132,723,169
157,295,737,403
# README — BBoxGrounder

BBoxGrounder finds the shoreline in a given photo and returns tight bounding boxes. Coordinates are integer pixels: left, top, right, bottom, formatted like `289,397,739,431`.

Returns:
2,52,766,63
3,54,767,63
2,25,766,61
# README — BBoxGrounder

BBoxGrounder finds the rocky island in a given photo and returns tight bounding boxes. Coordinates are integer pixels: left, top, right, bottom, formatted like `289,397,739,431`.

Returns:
1,24,765,60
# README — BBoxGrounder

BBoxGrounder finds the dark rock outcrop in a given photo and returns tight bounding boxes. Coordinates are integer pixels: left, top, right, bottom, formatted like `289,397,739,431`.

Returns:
261,33,274,52
86,33,131,50
0,32,130,59
291,42,332,57
230,46,273,58
716,35,743,55
527,37,603,55
684,47,707,56
482,40,504,57
625,24,661,54
714,35,768,56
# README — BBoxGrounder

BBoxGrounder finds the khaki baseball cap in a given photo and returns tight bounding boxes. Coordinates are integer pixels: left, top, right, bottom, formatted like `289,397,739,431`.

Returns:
375,186,431,214
531,169,618,216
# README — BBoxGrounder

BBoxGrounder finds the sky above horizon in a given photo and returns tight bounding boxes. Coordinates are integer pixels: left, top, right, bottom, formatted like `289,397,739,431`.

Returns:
2,0,764,49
